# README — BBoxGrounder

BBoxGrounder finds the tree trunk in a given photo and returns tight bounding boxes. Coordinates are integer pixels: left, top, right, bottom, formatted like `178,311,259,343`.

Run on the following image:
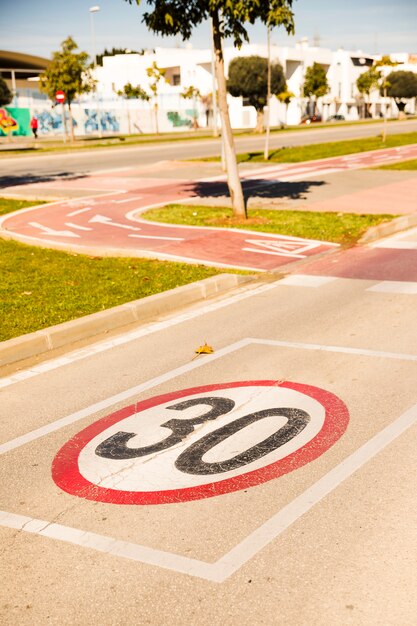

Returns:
154,102,159,134
68,103,75,141
255,109,264,133
395,99,406,118
212,10,246,218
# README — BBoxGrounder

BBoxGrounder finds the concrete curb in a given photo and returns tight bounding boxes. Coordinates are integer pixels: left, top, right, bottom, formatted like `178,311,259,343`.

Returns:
1,273,255,368
358,213,417,243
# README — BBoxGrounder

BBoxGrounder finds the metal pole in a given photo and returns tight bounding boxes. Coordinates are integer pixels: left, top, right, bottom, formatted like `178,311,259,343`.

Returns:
210,18,219,138
90,6,102,138
61,103,67,143
264,25,272,160
11,70,17,106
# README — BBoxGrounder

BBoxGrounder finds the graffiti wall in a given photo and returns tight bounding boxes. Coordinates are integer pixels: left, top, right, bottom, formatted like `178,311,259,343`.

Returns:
1,99,205,138
0,107,31,137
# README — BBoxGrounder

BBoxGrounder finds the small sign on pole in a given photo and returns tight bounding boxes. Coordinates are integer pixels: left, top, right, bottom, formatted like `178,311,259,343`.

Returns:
55,90,66,103
55,91,67,143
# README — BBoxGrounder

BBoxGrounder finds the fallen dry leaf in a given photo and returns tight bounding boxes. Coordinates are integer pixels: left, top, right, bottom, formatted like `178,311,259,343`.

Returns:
195,342,214,355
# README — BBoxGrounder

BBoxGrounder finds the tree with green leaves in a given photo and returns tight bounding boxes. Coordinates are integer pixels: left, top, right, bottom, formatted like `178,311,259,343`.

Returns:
0,76,13,107
96,47,144,66
302,62,329,116
117,82,150,101
181,85,201,128
146,62,166,134
277,89,295,125
126,0,295,218
356,67,380,118
383,70,417,115
39,37,95,141
227,56,286,133
116,82,150,134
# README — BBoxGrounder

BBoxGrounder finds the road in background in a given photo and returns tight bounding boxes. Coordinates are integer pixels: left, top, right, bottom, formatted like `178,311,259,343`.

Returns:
1,119,417,187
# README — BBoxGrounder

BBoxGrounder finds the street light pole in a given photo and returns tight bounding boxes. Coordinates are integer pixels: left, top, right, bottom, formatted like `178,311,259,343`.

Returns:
89,5,102,138
210,18,219,138
264,25,272,161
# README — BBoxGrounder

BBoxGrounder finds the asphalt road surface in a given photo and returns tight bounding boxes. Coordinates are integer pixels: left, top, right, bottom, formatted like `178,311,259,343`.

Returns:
1,227,417,624
1,119,417,187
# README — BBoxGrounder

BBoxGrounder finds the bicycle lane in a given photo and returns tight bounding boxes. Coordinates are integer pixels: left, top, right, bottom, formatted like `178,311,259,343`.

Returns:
0,176,337,271
2,144,416,270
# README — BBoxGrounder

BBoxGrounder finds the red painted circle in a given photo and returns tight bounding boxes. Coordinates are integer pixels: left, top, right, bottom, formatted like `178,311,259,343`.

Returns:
55,90,66,102
52,381,349,505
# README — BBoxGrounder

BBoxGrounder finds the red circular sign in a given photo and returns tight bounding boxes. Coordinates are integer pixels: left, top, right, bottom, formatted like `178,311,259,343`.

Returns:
52,381,349,505
55,90,66,103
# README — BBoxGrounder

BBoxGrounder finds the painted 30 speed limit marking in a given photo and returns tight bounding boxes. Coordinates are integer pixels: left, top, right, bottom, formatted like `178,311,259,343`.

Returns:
52,381,349,505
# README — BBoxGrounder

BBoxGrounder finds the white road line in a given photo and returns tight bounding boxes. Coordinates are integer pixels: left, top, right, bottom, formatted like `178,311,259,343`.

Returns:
0,510,219,581
128,234,185,241
367,281,417,294
372,241,417,250
278,274,338,287
2,337,417,454
65,222,93,231
114,196,143,204
66,207,92,217
370,226,417,250
0,398,415,582
0,339,252,455
243,247,305,259
0,284,276,390
251,337,417,362
214,401,417,582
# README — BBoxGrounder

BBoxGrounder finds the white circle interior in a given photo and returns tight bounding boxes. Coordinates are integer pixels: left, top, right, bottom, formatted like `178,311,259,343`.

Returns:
78,385,326,492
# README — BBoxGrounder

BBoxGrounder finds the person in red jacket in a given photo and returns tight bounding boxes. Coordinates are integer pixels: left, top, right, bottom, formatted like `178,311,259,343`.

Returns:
30,116,38,139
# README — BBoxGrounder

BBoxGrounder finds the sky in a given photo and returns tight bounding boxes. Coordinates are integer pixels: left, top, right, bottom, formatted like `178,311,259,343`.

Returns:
1,0,416,61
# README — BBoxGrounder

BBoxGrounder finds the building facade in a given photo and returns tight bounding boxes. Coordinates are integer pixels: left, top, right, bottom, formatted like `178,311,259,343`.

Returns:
3,41,416,137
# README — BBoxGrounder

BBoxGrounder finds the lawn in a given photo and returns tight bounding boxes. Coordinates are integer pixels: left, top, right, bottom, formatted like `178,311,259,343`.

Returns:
0,238,231,341
375,158,417,170
0,198,231,341
196,132,417,164
0,190,397,341
0,198,44,216
142,204,396,246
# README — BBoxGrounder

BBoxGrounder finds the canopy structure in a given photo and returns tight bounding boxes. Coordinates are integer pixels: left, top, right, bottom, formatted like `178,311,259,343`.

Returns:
0,50,50,94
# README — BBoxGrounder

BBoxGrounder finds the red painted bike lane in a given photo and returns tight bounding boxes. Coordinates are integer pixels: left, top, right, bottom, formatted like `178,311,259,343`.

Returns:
1,144,416,271
0,177,338,271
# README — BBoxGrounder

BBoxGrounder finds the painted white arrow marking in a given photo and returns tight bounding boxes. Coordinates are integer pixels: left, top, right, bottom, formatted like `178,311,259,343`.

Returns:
66,207,92,217
89,214,141,231
65,222,93,231
28,222,80,238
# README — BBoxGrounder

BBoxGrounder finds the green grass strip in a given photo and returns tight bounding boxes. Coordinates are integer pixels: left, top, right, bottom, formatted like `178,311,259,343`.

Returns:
374,158,417,170
0,237,230,342
143,204,396,246
197,132,417,164
0,198,44,216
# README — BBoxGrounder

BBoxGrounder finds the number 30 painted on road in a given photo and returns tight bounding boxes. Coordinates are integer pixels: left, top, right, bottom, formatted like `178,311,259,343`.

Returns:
52,381,349,505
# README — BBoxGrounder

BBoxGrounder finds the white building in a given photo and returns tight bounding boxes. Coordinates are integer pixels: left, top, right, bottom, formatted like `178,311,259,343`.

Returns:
90,39,415,135
8,40,415,137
